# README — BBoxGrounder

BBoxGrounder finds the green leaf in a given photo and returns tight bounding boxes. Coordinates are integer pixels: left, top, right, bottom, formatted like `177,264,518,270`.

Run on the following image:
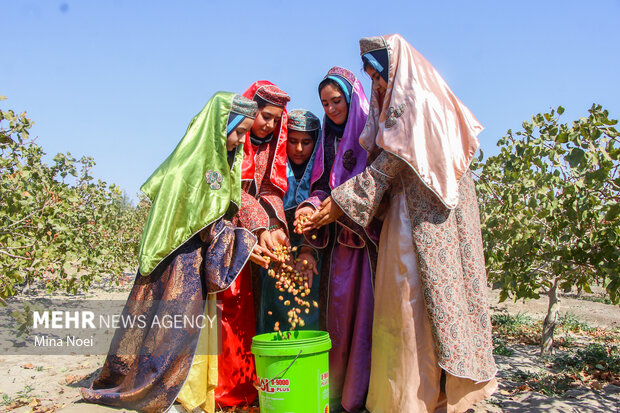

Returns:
604,204,619,222
566,148,586,168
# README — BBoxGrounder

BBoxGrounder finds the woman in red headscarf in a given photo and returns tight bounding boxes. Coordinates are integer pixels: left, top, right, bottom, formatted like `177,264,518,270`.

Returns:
215,81,291,408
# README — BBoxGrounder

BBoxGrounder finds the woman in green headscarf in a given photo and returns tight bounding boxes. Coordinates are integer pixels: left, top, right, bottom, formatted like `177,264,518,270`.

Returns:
81,92,264,413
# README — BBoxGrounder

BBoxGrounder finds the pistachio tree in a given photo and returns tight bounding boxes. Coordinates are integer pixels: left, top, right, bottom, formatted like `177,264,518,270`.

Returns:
0,96,148,300
472,104,619,355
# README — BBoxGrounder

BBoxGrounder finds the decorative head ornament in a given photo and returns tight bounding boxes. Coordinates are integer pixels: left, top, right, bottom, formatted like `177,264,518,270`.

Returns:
359,36,388,55
230,95,258,118
287,109,320,133
227,95,258,135
254,84,291,107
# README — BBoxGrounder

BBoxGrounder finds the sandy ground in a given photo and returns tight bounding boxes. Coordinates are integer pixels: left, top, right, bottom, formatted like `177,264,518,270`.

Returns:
487,287,619,331
1,284,618,413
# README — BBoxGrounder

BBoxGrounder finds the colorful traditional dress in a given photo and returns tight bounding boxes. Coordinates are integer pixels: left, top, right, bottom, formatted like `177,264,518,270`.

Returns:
257,109,322,334
214,81,290,407
330,34,497,413
301,67,379,412
80,93,259,413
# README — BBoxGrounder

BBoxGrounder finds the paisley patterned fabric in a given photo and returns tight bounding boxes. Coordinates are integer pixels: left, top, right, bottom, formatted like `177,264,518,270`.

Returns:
405,170,495,380
238,135,288,231
235,190,270,232
331,150,497,411
80,220,256,413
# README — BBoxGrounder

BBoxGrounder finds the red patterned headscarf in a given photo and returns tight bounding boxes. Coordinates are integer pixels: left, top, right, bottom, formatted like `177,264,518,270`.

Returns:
241,80,289,195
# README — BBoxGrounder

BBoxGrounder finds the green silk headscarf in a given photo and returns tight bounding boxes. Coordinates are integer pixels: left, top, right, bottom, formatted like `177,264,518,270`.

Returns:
138,91,244,276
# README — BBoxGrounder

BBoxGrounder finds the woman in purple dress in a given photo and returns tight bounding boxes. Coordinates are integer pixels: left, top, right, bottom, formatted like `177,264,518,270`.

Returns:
295,66,380,412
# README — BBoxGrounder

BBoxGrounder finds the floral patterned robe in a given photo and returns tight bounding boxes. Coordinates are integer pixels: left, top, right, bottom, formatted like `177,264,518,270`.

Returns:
331,151,497,413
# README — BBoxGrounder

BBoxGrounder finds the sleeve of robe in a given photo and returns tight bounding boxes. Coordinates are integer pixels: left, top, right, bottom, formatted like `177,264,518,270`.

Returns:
331,150,406,228
258,177,288,232
257,140,288,232
235,188,270,233
201,219,257,292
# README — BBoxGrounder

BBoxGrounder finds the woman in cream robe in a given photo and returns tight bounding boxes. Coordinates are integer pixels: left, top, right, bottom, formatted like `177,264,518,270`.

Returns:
308,34,497,413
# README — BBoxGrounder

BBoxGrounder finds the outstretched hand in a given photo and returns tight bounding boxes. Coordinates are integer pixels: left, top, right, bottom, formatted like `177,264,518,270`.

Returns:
308,197,343,229
257,230,277,261
293,206,315,234
270,228,290,248
295,248,318,289
249,244,270,268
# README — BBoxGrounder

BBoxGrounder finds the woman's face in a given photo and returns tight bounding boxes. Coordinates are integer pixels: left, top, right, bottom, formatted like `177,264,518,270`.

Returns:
287,130,315,165
252,104,284,138
365,66,387,101
320,83,348,126
227,117,253,151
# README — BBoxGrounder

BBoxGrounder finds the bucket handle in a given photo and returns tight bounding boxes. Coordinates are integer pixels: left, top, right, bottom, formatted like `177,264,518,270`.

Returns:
271,349,302,380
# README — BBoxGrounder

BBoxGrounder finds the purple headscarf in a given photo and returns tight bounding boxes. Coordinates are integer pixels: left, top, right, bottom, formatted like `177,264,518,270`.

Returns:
311,67,370,189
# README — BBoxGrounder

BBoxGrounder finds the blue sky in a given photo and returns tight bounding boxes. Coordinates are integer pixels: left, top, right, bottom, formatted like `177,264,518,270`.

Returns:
3,0,619,202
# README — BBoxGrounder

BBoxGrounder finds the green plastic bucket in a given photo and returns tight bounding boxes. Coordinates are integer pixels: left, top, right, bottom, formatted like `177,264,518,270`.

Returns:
251,330,331,413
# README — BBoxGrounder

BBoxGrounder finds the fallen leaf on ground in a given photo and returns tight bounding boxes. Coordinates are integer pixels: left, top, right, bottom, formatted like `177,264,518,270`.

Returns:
8,399,29,409
61,374,88,384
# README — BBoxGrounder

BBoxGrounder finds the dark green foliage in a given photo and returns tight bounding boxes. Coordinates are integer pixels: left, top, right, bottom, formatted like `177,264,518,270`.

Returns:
0,96,149,299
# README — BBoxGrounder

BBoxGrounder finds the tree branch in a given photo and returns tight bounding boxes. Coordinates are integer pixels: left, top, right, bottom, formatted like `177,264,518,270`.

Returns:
0,249,29,260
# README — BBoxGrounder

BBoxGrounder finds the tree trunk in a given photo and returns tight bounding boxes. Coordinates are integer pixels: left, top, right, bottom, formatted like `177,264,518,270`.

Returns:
541,277,561,356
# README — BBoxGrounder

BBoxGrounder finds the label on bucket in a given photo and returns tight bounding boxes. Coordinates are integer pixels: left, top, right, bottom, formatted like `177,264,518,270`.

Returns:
320,371,328,387
256,377,291,393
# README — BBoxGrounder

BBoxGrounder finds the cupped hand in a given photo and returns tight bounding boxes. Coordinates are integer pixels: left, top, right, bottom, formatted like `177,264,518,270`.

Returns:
249,244,270,268
294,206,315,234
308,197,343,229
295,250,318,289
270,228,290,249
257,229,277,261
